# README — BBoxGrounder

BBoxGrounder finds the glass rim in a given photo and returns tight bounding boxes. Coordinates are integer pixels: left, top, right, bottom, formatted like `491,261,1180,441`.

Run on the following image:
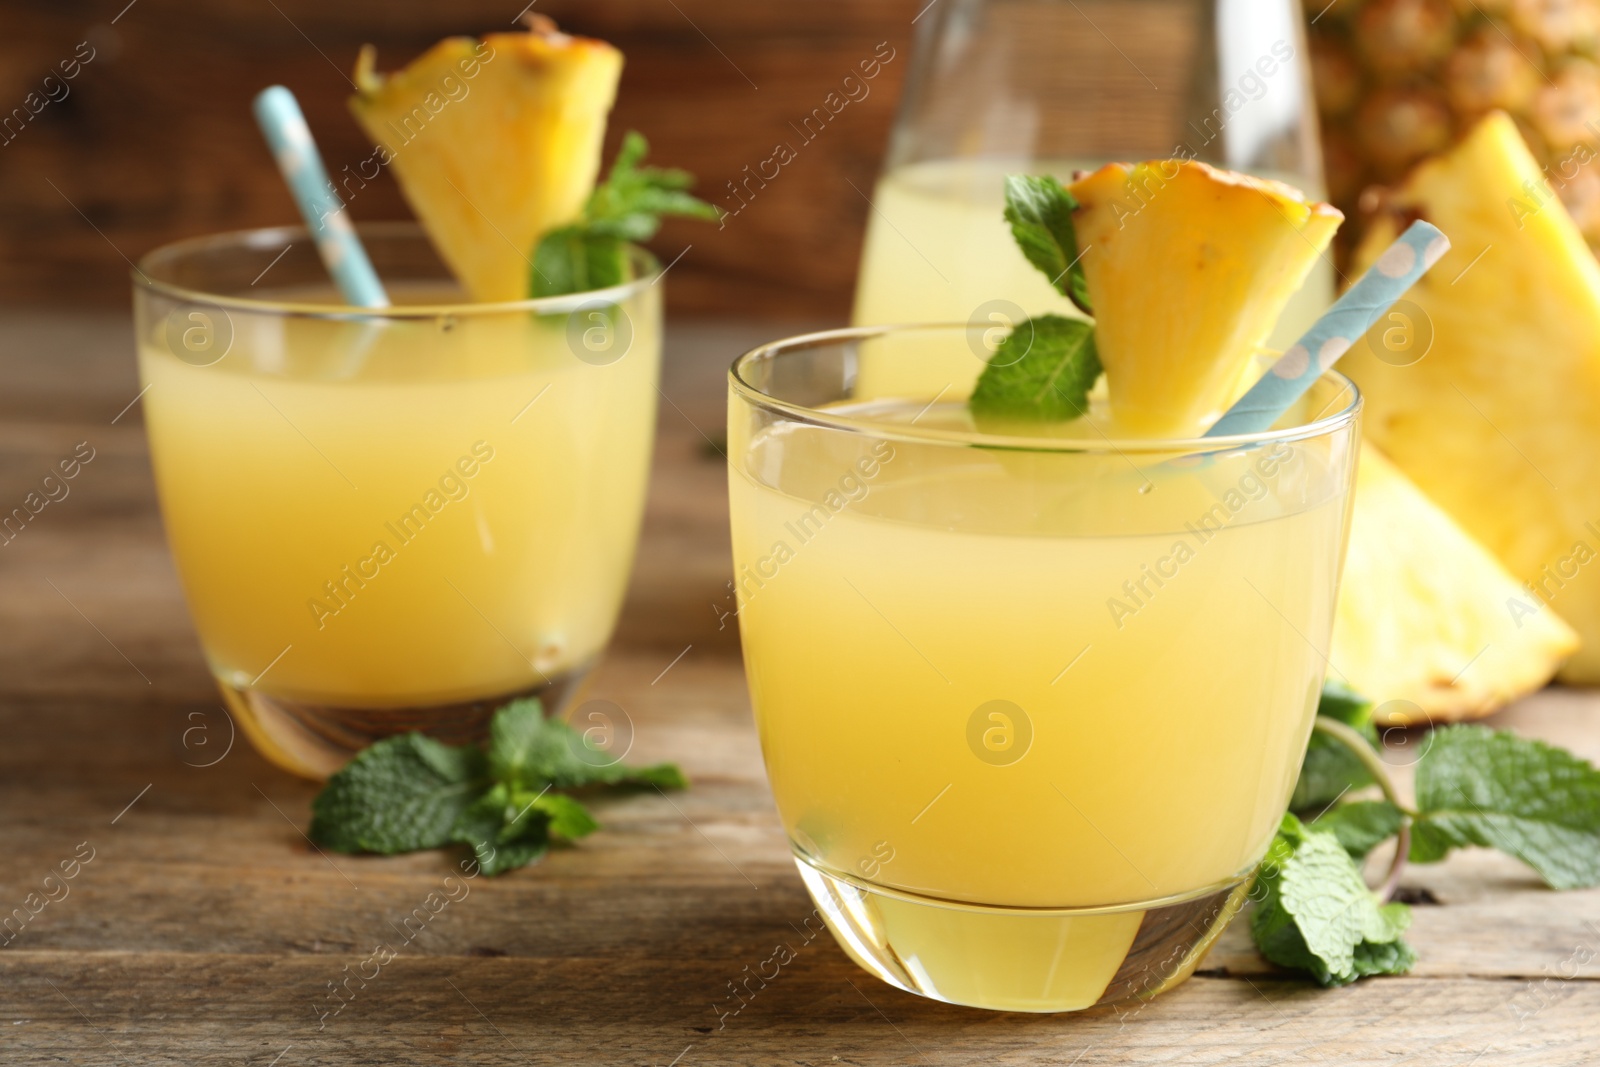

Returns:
729,323,1362,455
132,220,662,320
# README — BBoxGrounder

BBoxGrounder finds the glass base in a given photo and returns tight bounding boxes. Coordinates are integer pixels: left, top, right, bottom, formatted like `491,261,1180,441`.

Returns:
794,850,1253,1013
220,664,593,779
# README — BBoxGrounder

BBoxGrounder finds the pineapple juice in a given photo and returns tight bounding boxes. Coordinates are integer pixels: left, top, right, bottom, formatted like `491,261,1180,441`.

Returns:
851,159,1335,396
138,276,659,778
729,368,1357,1010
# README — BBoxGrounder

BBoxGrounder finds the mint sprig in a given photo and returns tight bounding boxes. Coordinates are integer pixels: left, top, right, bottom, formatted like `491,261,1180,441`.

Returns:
1261,681,1600,986
530,131,719,297
968,314,1101,421
309,699,686,875
1409,725,1600,889
1252,813,1416,987
969,176,1101,421
1003,175,1092,313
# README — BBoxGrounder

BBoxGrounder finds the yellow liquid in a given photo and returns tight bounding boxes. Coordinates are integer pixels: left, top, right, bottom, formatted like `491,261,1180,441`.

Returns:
729,399,1350,1008
850,158,1335,401
139,284,659,771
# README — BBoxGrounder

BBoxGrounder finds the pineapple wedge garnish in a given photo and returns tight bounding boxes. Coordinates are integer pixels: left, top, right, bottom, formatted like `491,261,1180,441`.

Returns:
1333,444,1577,724
349,17,622,302
1067,161,1343,436
1343,111,1600,683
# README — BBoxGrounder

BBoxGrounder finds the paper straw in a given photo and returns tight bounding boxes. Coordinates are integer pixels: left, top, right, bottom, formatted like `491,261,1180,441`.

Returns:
252,85,389,309
1204,220,1450,438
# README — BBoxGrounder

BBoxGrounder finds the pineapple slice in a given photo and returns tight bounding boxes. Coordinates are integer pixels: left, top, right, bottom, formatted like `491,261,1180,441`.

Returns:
1067,161,1343,436
1342,111,1600,683
1333,444,1577,724
349,17,622,302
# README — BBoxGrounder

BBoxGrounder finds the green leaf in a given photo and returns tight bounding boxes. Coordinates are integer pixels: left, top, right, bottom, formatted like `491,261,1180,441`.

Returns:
309,698,686,876
486,698,687,791
968,315,1102,422
1310,800,1406,860
530,131,719,298
448,783,553,877
530,793,601,840
1291,681,1378,812
530,227,629,298
1409,725,1600,889
310,733,489,854
1350,935,1418,979
486,698,548,783
1250,814,1414,986
1317,678,1375,729
1003,175,1092,313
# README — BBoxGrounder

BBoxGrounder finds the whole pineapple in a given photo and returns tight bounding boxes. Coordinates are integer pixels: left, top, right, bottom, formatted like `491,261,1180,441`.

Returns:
1308,0,1600,258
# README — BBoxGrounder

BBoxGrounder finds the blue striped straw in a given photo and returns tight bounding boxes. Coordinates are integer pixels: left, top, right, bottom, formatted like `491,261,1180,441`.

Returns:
1204,220,1450,438
252,85,389,309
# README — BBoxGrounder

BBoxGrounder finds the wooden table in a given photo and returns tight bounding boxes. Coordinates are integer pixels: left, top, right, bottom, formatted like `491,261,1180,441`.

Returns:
3,314,1598,1065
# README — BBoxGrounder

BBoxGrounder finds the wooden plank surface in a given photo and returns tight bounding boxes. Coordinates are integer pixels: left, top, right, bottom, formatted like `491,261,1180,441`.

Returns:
2,313,1600,1065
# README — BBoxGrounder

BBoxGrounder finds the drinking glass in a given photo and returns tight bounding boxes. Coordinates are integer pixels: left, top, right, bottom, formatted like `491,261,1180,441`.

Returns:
854,0,1329,355
727,324,1359,1012
133,223,659,778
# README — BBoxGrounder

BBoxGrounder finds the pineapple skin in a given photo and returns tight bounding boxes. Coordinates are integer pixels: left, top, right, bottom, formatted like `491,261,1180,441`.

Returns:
1333,443,1578,723
1343,111,1600,682
1308,0,1600,260
350,29,622,302
1066,161,1342,437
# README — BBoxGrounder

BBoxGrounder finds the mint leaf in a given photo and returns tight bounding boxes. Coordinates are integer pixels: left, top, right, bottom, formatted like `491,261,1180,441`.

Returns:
1350,936,1419,979
310,733,488,854
1003,175,1091,313
1409,725,1600,889
531,792,601,839
1251,814,1414,986
530,131,719,297
1248,826,1323,975
448,782,552,876
487,697,685,791
1310,800,1406,860
310,698,686,875
487,698,549,783
1292,681,1378,812
531,228,630,296
969,314,1101,421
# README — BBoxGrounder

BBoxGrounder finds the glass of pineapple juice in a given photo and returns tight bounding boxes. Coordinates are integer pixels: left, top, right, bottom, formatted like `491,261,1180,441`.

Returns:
134,223,660,779
728,324,1361,1013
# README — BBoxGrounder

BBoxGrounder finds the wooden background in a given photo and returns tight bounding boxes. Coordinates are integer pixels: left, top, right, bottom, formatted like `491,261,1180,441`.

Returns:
0,0,923,319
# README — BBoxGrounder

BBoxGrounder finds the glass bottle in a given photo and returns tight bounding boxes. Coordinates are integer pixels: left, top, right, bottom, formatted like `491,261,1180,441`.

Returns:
853,0,1329,349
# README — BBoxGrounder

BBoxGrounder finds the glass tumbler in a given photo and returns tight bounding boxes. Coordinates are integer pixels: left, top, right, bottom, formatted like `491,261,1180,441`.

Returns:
133,223,660,778
727,324,1360,1012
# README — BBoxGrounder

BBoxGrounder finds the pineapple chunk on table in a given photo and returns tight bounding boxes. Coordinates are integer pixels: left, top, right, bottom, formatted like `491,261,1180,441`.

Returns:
1333,443,1577,723
1343,111,1600,683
